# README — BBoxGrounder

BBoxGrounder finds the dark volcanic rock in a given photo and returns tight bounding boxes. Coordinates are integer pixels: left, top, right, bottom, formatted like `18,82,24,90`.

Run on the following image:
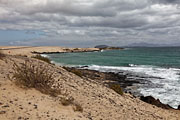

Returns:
178,105,180,110
64,66,178,110
95,45,123,50
140,96,174,109
63,67,145,97
63,67,147,91
95,45,108,49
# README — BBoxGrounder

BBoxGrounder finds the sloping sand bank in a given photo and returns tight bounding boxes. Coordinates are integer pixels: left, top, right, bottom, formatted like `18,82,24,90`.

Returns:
0,48,180,120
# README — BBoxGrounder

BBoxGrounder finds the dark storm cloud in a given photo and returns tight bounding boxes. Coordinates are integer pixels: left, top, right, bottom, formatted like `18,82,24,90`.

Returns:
69,15,148,28
151,0,180,4
0,0,180,46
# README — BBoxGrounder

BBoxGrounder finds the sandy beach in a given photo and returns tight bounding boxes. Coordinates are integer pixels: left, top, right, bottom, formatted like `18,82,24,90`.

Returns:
0,46,180,120
0,46,99,57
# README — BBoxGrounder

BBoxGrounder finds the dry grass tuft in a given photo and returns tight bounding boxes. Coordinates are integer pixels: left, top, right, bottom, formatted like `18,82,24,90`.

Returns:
109,84,123,96
32,55,51,64
12,60,60,96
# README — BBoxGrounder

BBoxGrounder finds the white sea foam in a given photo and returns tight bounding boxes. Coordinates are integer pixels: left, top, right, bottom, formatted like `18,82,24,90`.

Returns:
87,64,180,108
40,54,50,58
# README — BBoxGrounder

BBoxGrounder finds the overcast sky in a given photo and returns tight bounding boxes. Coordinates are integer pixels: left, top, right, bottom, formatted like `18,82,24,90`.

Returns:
0,0,180,47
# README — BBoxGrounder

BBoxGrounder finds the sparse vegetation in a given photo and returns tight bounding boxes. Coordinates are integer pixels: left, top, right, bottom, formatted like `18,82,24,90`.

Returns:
74,48,79,50
0,50,5,59
16,54,27,57
60,97,83,112
109,84,123,96
61,97,74,106
32,55,51,64
73,103,83,112
12,60,83,111
63,67,83,77
12,60,60,96
71,69,83,77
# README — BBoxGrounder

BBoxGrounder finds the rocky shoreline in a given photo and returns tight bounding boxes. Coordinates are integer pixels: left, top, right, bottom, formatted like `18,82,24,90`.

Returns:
63,66,180,110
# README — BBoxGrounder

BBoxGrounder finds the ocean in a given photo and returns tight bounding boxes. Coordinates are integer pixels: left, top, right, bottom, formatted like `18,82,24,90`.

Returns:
44,47,180,109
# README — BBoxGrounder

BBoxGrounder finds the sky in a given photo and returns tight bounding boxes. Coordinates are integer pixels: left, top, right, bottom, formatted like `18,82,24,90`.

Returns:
0,0,180,47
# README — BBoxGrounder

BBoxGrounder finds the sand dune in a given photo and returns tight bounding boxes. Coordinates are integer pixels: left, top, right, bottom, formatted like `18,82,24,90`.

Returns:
0,47,180,120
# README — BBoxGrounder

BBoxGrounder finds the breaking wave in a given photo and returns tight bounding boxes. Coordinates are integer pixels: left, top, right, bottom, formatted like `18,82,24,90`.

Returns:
85,64,180,108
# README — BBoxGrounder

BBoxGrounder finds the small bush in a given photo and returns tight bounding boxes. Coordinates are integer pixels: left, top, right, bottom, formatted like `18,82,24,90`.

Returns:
12,60,59,96
32,55,51,64
109,84,123,96
71,69,82,77
0,51,5,59
63,67,83,77
60,97,83,112
61,97,74,106
73,103,83,112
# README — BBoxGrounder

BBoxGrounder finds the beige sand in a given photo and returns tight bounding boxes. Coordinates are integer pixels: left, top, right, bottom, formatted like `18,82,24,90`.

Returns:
0,46,99,57
0,48,180,120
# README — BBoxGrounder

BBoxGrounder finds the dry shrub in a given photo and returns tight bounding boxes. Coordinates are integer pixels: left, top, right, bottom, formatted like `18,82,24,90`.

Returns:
12,60,83,111
0,50,5,59
12,60,60,96
61,97,74,106
60,97,83,112
109,84,123,96
32,55,51,64
74,48,79,50
63,67,82,77
16,54,27,57
73,103,83,112
71,69,82,77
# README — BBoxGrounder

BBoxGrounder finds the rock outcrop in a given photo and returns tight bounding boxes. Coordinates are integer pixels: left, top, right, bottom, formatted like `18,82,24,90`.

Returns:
140,96,174,110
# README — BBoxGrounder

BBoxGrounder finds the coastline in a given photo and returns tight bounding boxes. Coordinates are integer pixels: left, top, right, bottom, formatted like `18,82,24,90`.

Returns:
0,46,100,57
0,46,180,119
63,66,180,110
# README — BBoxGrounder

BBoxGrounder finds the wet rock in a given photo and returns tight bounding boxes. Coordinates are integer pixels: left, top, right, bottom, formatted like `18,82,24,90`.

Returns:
140,96,173,109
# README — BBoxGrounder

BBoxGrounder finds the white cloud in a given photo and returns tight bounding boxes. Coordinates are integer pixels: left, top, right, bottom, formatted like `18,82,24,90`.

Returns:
0,0,180,46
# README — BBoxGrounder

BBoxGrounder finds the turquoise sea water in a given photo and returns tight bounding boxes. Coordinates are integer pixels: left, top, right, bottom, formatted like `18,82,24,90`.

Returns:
45,47,180,108
47,47,180,67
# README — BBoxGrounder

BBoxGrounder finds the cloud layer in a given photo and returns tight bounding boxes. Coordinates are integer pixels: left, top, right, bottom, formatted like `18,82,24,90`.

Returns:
0,0,180,47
